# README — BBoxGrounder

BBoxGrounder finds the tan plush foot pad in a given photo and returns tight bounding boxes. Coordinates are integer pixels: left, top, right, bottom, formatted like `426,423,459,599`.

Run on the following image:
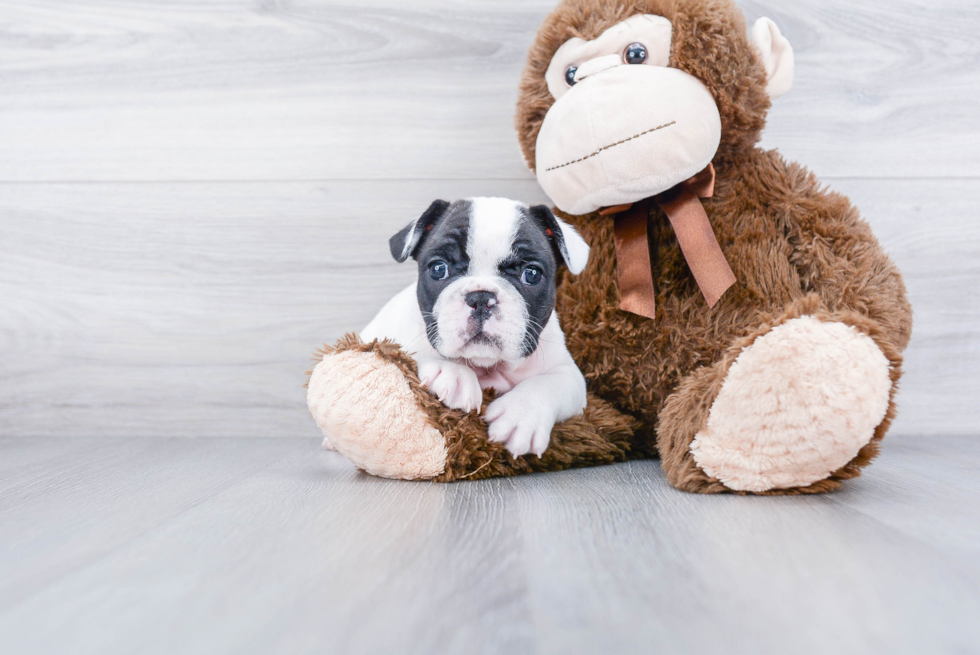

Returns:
307,335,638,482
690,317,893,492
308,337,448,480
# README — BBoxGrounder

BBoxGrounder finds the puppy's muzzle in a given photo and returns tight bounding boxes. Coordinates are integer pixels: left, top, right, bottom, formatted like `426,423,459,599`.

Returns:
465,290,497,323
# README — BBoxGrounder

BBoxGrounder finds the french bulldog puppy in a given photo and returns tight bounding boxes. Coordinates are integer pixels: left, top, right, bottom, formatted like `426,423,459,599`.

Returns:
359,197,591,457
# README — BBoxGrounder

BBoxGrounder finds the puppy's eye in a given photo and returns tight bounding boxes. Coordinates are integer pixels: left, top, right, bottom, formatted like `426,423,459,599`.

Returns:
624,42,647,65
521,266,543,286
564,66,578,87
428,261,449,280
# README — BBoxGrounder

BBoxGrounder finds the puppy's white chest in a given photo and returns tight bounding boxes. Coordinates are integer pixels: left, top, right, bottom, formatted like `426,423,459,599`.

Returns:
473,350,550,394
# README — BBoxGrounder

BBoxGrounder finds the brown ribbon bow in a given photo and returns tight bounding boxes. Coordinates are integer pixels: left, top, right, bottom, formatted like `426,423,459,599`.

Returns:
599,163,735,320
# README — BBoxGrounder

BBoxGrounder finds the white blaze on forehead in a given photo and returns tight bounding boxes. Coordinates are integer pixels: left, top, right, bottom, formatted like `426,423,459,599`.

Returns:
465,197,524,275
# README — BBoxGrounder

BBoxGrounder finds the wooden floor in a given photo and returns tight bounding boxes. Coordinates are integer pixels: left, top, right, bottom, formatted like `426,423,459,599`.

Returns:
1,435,978,654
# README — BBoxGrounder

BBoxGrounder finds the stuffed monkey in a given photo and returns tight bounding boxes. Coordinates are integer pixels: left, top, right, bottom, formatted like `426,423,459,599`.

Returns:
307,0,912,494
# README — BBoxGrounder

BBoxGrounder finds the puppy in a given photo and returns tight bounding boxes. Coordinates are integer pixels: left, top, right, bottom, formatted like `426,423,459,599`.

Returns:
358,197,590,457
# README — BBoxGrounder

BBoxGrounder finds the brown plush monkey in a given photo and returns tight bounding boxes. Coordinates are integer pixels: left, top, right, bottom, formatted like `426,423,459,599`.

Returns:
307,0,912,494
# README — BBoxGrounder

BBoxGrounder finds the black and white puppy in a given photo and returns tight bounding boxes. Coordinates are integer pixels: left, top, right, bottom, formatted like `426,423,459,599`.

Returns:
360,197,590,457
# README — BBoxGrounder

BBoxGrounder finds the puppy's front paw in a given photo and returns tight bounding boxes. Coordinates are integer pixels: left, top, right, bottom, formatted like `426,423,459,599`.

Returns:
418,359,483,413
485,393,555,457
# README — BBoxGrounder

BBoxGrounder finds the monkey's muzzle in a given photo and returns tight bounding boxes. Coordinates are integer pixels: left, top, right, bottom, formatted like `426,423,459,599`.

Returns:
535,65,722,216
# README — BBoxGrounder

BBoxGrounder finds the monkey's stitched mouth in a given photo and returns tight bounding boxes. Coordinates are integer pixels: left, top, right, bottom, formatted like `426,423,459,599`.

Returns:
544,121,676,172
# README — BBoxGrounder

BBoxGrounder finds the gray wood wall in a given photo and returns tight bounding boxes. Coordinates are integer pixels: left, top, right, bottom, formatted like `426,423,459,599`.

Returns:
1,0,977,439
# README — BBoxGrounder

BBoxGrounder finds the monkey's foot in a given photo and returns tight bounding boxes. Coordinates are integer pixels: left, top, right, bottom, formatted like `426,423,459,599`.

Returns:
689,317,892,492
307,335,637,482
308,342,448,480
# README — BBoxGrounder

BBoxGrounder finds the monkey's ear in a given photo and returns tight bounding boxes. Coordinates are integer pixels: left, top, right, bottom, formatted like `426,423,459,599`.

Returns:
389,200,451,263
528,205,590,275
750,17,794,98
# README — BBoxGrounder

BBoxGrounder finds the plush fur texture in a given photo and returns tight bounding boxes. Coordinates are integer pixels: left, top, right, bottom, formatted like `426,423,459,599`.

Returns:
307,0,912,494
307,335,638,482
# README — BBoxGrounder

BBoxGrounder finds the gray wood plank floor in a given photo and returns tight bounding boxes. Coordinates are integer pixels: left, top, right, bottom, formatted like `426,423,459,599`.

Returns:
1,435,978,655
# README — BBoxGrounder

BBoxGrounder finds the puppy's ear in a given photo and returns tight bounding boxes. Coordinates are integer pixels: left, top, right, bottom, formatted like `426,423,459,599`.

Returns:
389,200,451,263
528,205,590,274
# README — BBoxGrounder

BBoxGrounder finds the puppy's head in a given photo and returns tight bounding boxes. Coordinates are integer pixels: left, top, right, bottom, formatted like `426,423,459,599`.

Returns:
389,197,589,367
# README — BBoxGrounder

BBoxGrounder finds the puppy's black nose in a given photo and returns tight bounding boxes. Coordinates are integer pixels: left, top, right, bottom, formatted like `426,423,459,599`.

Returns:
465,291,497,321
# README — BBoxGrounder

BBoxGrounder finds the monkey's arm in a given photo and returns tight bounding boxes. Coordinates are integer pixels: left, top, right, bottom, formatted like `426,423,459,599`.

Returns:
780,163,912,351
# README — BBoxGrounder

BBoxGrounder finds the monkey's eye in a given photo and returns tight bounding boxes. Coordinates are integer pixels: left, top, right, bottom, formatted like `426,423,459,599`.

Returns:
624,42,648,65
564,66,578,87
428,261,449,281
521,266,543,286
